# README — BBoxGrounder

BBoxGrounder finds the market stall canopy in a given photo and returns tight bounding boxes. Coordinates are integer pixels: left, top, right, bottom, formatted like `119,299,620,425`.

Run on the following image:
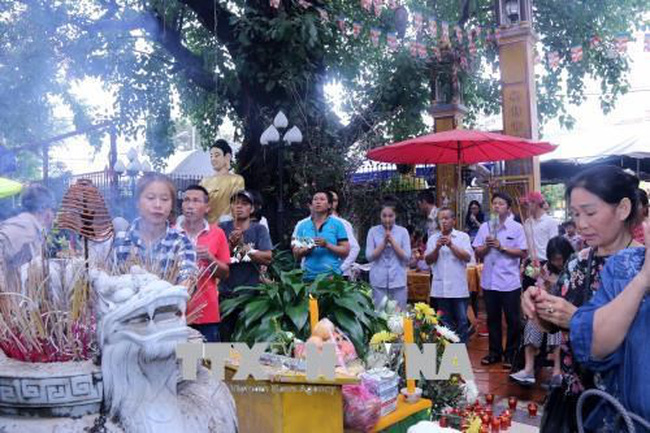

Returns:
541,119,650,163
166,149,213,177
0,177,22,199
367,130,556,165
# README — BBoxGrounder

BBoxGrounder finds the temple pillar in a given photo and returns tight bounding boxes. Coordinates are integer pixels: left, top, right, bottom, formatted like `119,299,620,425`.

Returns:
497,22,541,191
432,103,467,219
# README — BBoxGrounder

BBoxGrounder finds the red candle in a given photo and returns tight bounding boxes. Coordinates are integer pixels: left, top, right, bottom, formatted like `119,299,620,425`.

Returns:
527,402,538,417
480,425,490,433
502,409,511,418
491,417,501,432
486,407,493,418
481,413,491,425
485,393,495,405
501,415,511,429
459,409,468,418
508,397,518,411
439,416,448,428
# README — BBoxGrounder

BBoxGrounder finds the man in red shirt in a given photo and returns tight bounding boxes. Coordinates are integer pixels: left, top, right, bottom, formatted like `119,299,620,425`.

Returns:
179,185,230,342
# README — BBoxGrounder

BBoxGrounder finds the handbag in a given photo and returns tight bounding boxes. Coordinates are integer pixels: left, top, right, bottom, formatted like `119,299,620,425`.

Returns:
539,248,597,432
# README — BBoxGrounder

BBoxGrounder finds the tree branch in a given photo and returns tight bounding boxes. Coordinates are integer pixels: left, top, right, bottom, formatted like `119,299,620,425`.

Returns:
177,0,240,52
149,11,218,92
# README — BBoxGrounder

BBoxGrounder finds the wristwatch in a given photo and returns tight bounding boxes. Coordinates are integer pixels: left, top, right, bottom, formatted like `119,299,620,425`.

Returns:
499,245,506,253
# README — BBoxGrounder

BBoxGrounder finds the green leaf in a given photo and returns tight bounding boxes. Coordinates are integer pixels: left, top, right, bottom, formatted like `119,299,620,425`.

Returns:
221,295,253,317
332,310,364,354
285,299,309,331
244,299,272,327
332,296,361,315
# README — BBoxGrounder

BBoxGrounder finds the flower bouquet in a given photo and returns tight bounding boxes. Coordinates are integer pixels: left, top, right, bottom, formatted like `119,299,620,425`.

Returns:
366,303,467,414
230,242,256,263
291,236,316,249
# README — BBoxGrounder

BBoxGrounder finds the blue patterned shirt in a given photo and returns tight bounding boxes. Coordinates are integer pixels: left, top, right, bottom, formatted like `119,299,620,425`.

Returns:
113,218,198,284
570,247,650,430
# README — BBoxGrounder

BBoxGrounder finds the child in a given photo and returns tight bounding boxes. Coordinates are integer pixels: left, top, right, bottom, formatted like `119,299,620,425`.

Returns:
510,236,574,386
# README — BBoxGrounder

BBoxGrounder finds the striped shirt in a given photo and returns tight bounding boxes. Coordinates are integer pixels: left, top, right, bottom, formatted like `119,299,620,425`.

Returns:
113,218,198,284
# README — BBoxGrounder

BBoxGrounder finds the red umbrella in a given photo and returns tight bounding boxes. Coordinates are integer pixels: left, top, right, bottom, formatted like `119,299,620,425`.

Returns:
366,130,556,223
366,129,556,165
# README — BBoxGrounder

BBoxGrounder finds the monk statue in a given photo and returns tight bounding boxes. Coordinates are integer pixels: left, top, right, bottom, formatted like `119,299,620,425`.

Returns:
200,139,245,223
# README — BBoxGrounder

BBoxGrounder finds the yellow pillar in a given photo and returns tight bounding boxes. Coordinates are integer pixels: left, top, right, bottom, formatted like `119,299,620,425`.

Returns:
497,23,541,191
432,103,467,219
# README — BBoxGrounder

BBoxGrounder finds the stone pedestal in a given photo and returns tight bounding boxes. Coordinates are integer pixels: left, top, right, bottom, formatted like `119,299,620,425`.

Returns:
0,352,102,418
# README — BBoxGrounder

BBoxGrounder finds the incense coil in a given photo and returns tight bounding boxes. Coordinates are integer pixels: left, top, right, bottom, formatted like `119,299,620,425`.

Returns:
56,179,113,242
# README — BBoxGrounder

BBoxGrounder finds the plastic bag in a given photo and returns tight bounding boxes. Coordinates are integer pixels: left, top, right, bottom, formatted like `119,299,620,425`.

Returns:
342,384,381,432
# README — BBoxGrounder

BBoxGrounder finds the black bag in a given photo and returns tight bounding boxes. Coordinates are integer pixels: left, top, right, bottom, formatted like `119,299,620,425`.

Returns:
540,387,580,433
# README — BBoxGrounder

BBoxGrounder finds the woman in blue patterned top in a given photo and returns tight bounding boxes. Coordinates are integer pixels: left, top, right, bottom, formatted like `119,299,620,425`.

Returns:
570,223,650,430
113,173,197,286
521,165,642,432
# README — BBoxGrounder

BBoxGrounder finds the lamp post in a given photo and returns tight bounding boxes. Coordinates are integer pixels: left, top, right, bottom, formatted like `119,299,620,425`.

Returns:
114,148,145,219
260,111,303,241
497,0,533,26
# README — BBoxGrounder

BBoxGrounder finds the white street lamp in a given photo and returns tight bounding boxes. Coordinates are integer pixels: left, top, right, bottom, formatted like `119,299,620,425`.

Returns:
283,126,303,144
273,111,289,129
260,125,281,146
114,160,126,175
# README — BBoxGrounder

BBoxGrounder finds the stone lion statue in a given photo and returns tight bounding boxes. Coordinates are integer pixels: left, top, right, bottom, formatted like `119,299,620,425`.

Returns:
0,267,238,433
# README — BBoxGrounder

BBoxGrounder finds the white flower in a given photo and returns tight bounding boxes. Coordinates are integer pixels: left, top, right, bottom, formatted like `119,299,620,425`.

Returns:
387,315,404,335
461,380,479,405
407,421,460,433
435,325,460,343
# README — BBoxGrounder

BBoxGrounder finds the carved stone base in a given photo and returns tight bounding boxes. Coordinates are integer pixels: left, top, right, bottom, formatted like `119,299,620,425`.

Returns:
0,352,102,418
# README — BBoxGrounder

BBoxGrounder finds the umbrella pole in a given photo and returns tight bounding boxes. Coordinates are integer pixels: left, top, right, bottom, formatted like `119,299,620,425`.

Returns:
457,145,462,229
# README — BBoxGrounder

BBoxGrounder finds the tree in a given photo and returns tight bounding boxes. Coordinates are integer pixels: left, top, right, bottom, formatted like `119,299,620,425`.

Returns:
1,0,648,237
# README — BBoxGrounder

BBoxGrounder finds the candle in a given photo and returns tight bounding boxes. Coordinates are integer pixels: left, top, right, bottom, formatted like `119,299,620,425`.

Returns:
491,416,500,432
527,403,538,417
403,317,415,394
309,296,319,333
508,397,517,411
439,416,448,428
485,393,494,405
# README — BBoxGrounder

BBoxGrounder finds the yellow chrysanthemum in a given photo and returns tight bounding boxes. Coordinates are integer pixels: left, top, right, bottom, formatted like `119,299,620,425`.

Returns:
414,302,435,317
424,315,438,325
370,331,397,346
467,417,482,433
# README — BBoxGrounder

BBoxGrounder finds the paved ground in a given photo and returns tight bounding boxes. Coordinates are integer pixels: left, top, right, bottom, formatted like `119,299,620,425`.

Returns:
466,305,550,430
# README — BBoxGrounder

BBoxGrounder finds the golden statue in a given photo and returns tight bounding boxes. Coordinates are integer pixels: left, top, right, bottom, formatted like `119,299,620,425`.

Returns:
200,140,245,223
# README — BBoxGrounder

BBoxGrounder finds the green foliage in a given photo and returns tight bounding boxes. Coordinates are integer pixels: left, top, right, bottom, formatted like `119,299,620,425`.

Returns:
2,0,649,200
220,270,386,356
541,183,566,212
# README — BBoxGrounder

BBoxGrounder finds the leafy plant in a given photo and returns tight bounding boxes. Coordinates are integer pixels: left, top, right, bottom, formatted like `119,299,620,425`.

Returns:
220,270,386,356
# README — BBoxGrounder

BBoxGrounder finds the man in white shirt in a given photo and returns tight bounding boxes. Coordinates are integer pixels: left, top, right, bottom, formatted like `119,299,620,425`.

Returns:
522,191,559,263
521,191,559,287
329,191,360,278
425,207,473,343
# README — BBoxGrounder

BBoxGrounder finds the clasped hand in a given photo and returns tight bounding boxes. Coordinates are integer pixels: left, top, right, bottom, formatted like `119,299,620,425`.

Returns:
485,236,501,249
522,286,577,330
436,235,451,249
